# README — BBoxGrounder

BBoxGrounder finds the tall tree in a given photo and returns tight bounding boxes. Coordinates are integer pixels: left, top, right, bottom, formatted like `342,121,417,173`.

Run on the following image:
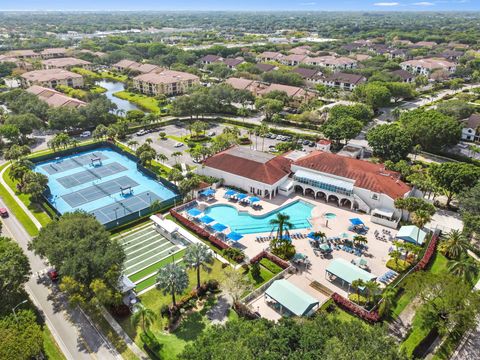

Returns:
184,243,214,289
131,303,157,333
156,263,189,307
367,123,413,162
0,236,31,301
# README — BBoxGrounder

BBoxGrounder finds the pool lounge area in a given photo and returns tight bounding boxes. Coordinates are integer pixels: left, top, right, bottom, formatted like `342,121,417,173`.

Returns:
33,145,179,228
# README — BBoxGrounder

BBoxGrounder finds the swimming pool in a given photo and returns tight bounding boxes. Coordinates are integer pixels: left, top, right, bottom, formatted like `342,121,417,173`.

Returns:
203,200,314,235
34,146,178,226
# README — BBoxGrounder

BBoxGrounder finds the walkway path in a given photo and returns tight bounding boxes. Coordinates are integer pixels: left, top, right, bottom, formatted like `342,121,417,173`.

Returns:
388,298,420,342
0,163,122,360
450,316,480,360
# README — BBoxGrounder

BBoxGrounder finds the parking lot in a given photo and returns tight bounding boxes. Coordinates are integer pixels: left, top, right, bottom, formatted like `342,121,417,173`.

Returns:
123,121,317,168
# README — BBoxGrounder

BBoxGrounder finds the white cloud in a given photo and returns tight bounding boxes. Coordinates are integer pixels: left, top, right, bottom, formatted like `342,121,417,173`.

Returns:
413,1,435,5
373,2,400,6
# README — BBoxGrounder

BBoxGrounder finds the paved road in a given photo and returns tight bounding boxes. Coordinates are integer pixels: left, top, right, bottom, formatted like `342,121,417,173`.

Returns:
450,318,480,360
0,197,120,360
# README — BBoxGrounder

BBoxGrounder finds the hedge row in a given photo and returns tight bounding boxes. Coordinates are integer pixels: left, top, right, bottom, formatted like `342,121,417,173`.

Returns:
249,250,290,270
331,293,380,323
169,209,230,250
415,232,439,271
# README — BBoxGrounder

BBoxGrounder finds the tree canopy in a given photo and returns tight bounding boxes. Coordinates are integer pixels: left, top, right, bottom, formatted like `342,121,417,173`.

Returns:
179,316,406,360
367,123,413,162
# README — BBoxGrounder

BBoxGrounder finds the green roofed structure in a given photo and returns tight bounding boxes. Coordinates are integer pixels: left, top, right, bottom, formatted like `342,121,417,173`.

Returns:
325,258,376,290
396,225,427,245
264,279,319,317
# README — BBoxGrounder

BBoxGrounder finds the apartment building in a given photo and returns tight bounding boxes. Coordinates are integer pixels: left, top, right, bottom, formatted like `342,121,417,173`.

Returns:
132,69,200,96
41,57,92,70
21,69,84,88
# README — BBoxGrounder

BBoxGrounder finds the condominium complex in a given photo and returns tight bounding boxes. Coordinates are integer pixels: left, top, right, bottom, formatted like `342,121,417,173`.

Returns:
132,69,200,96
20,69,84,88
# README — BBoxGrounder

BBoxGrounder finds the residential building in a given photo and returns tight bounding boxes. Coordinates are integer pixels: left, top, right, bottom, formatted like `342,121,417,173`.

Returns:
222,58,245,69
257,51,284,62
302,56,357,70
20,69,84,88
439,50,464,61
0,55,33,70
41,57,92,70
320,72,366,91
461,114,480,142
258,83,316,102
39,47,68,59
26,85,86,108
112,60,161,74
414,41,437,48
255,63,277,72
197,146,292,199
132,69,199,96
387,49,408,60
200,54,222,65
292,68,323,85
281,54,307,66
288,46,312,55
390,69,416,83
225,77,257,91
400,58,456,76
5,49,40,60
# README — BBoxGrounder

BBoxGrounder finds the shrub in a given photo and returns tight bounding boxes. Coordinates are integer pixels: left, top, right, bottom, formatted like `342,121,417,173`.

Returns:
348,294,368,306
140,331,161,359
386,259,411,272
223,247,245,263
331,293,380,323
251,262,261,279
272,243,296,260
206,279,219,292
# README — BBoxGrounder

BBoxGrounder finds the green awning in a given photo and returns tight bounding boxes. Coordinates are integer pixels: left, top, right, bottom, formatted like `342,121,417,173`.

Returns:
326,258,376,285
265,280,319,317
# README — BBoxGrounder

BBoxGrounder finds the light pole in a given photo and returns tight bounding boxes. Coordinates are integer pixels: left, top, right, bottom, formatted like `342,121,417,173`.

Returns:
169,249,175,263
12,300,28,321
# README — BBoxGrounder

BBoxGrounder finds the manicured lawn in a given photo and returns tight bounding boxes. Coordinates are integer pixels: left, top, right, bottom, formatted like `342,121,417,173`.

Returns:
43,327,66,360
0,163,40,236
166,135,187,143
90,85,107,94
135,260,186,293
246,265,276,289
391,252,448,319
3,166,52,227
113,91,161,113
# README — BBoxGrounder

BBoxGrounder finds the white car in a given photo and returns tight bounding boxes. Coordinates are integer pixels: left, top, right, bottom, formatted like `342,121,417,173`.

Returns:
174,142,184,148
79,131,91,138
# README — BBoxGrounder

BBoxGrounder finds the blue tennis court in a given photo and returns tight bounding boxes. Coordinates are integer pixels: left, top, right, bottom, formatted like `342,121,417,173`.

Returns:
34,147,178,227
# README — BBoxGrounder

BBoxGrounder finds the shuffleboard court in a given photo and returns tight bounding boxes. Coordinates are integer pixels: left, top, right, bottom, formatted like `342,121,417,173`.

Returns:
62,176,139,207
91,191,163,224
42,152,109,175
57,162,128,188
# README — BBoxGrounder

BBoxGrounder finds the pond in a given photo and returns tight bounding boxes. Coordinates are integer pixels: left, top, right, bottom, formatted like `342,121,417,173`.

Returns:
95,80,141,113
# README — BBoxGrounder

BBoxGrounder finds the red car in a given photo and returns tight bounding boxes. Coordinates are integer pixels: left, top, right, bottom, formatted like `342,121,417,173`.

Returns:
47,269,59,282
0,208,8,218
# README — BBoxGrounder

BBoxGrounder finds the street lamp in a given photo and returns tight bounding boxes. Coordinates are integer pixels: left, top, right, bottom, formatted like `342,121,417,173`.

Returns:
12,300,28,321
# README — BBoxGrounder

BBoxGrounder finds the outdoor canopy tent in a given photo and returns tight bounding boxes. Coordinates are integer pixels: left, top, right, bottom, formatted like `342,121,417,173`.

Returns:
265,279,319,317
201,188,216,196
224,189,237,197
396,225,427,245
325,258,376,286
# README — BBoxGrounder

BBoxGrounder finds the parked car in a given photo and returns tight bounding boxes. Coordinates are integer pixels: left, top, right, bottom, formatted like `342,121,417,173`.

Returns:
297,139,304,144
207,131,216,137
303,140,310,145
308,141,315,147
276,134,283,140
0,207,8,218
79,131,91,138
136,129,147,136
47,269,59,282
174,142,184,148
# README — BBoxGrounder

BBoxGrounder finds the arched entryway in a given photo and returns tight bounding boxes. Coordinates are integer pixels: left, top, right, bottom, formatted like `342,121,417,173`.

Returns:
328,194,339,205
294,185,304,195
340,198,352,208
305,188,315,199
316,191,327,201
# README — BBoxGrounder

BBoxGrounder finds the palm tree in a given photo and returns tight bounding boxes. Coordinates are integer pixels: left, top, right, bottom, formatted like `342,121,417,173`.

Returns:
269,213,293,250
150,199,162,212
171,151,182,165
448,256,479,283
145,137,153,145
353,235,368,248
168,168,183,185
390,250,402,266
364,280,380,306
156,263,189,307
184,243,214,289
442,229,469,259
351,279,365,304
378,287,396,318
157,153,168,164
411,209,432,245
259,124,269,152
131,303,156,333
127,140,138,149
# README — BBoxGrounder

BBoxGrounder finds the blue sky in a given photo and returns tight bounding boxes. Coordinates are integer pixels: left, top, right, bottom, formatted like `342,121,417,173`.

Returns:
1,0,478,11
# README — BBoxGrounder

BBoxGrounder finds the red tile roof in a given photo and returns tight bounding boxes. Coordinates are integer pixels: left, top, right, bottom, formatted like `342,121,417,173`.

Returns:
203,147,292,185
293,151,411,199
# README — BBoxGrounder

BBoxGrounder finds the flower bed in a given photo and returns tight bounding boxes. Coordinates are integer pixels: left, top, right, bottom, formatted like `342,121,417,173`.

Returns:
331,293,380,323
249,250,290,270
170,210,230,250
415,232,439,271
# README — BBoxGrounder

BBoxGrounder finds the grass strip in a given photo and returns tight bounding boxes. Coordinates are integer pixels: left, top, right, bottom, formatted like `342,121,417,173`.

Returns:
135,260,186,292
113,91,161,113
43,327,66,360
129,248,186,283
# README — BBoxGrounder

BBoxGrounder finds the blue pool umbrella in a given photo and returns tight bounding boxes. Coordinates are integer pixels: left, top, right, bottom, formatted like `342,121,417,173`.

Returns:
227,231,243,241
199,215,215,224
349,218,364,226
224,189,237,197
248,196,260,203
212,223,227,233
236,193,248,200
187,208,202,217
201,188,216,196
307,232,318,240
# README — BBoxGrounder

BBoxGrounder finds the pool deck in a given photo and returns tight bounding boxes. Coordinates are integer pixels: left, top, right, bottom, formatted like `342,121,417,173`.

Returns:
195,187,399,318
